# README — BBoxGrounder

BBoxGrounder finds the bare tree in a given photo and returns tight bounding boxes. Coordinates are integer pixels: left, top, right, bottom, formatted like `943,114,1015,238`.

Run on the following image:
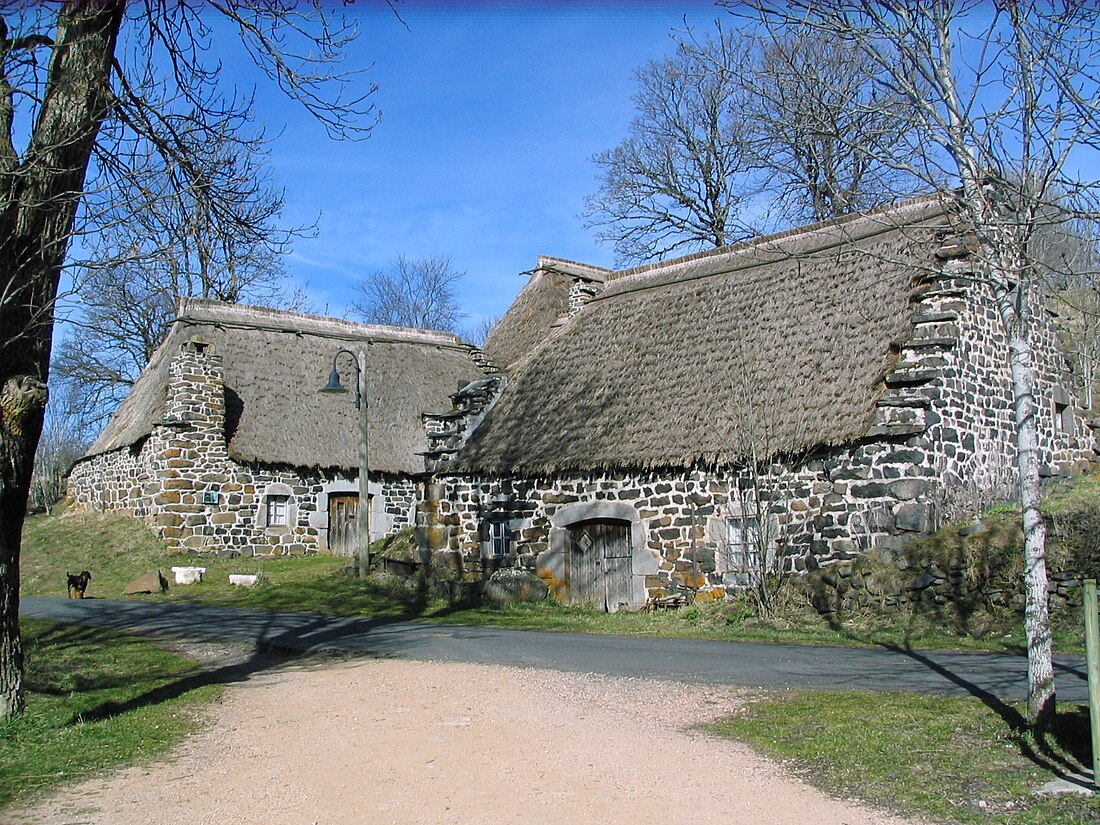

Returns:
351,255,467,332
712,359,811,618
462,314,500,349
739,0,1100,730
1038,221,1100,409
741,31,924,224
0,0,385,721
584,25,922,265
55,129,306,430
584,30,760,264
28,386,88,515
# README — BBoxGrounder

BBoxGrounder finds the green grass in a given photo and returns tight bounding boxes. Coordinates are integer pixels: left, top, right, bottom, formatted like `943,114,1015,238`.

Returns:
0,619,221,811
20,507,1089,654
709,691,1099,824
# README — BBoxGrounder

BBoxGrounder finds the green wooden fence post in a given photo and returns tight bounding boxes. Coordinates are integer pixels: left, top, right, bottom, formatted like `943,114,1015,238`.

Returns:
1085,578,1100,789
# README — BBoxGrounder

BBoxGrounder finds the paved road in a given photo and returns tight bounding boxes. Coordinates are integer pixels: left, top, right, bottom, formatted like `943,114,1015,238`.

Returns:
22,597,1090,703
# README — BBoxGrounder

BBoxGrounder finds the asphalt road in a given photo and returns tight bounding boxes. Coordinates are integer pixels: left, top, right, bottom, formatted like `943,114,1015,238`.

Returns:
22,596,1091,703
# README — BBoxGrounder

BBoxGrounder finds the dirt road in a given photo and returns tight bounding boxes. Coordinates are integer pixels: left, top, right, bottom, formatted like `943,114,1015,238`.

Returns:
9,657,922,824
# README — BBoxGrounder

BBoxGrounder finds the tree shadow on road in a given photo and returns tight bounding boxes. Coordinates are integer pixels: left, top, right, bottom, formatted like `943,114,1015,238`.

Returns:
24,616,356,727
805,589,1093,788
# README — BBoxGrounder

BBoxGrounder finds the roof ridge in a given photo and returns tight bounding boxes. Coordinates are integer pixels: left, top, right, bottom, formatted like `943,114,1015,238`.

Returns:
609,193,948,282
593,195,950,303
536,255,610,282
177,298,464,347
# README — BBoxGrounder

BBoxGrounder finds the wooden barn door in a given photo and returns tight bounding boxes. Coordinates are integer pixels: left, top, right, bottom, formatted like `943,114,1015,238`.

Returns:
567,519,631,611
328,493,359,556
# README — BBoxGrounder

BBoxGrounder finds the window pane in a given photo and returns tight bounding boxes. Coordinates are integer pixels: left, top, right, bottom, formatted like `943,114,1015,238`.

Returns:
267,495,290,526
487,521,510,557
727,517,759,572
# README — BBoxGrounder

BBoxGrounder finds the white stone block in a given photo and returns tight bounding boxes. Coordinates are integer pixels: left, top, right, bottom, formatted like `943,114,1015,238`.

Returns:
171,566,207,585
229,574,259,588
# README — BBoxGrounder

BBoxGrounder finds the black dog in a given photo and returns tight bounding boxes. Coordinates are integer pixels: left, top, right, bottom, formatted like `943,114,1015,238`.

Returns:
66,571,91,599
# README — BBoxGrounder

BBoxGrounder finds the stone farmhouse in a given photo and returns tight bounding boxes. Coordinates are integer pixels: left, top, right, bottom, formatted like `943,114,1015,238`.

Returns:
69,196,1096,610
68,299,491,556
419,196,1096,611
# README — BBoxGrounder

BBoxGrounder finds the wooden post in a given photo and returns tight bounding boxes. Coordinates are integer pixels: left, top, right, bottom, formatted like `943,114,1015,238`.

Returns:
1084,578,1100,789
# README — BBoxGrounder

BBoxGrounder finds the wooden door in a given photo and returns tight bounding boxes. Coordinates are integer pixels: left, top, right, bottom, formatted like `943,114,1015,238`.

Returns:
567,520,631,611
328,493,358,556
603,526,633,610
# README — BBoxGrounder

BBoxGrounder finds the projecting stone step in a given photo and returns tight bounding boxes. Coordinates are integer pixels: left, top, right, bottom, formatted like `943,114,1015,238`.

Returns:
866,422,929,437
423,409,467,421
911,311,959,324
885,368,939,387
911,286,967,300
903,336,957,350
876,395,932,409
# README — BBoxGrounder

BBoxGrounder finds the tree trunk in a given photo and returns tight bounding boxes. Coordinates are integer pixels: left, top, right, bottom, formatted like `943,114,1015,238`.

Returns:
990,277,1056,731
0,0,124,721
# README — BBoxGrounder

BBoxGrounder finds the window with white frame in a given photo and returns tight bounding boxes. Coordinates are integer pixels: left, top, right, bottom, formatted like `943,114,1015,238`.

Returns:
485,519,512,558
266,494,290,527
725,516,760,575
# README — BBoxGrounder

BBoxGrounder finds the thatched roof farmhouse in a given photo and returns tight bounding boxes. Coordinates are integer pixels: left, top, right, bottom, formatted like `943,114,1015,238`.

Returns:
69,196,1095,608
423,196,1097,610
69,299,491,556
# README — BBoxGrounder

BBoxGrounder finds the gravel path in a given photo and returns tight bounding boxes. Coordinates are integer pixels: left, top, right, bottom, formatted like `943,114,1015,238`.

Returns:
9,657,925,824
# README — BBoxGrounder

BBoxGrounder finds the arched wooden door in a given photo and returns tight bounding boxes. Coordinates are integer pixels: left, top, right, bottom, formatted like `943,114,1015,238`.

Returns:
567,519,631,611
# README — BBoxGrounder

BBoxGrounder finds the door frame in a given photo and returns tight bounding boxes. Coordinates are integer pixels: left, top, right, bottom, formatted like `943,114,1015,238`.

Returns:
541,500,656,612
313,479,391,551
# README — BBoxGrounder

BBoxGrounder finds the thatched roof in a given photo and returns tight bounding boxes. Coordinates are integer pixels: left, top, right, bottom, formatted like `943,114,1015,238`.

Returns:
450,196,952,475
86,299,489,475
481,256,609,369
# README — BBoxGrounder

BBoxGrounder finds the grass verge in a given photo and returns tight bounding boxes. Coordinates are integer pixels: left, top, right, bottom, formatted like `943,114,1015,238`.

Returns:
20,508,1087,654
0,619,221,811
709,690,1098,825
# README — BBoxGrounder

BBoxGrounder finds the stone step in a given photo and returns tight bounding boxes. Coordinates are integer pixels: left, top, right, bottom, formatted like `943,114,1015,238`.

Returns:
885,368,939,387
903,336,957,350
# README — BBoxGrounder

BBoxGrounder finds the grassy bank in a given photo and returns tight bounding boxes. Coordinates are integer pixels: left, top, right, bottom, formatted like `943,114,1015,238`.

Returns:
0,620,221,811
709,690,1098,824
20,507,1089,654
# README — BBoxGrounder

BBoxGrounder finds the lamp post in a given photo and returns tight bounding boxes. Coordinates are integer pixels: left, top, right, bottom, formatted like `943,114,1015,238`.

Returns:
320,348,371,578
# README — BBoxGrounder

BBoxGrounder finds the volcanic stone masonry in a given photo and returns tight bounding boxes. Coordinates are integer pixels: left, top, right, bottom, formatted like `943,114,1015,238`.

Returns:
419,243,1097,606
68,340,416,557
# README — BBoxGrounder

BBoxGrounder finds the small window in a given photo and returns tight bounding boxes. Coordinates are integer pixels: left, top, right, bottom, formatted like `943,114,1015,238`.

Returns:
725,516,760,574
483,520,512,558
266,495,290,527
1054,400,1074,436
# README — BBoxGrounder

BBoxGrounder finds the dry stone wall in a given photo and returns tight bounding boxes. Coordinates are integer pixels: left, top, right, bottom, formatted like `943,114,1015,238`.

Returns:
68,342,415,556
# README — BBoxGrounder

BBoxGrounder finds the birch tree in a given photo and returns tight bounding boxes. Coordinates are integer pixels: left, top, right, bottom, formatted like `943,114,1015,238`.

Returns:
738,0,1100,730
0,0,383,721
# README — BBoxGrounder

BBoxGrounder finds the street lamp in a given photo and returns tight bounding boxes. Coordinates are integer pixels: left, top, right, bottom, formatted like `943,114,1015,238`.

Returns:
320,347,371,578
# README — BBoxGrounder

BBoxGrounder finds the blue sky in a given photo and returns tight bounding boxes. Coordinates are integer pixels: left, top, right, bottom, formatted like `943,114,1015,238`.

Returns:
242,1,725,331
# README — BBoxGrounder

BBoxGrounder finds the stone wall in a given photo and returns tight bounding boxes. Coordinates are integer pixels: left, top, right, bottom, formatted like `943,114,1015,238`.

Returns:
422,251,1098,608
917,256,1094,525
423,452,956,608
68,341,416,557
